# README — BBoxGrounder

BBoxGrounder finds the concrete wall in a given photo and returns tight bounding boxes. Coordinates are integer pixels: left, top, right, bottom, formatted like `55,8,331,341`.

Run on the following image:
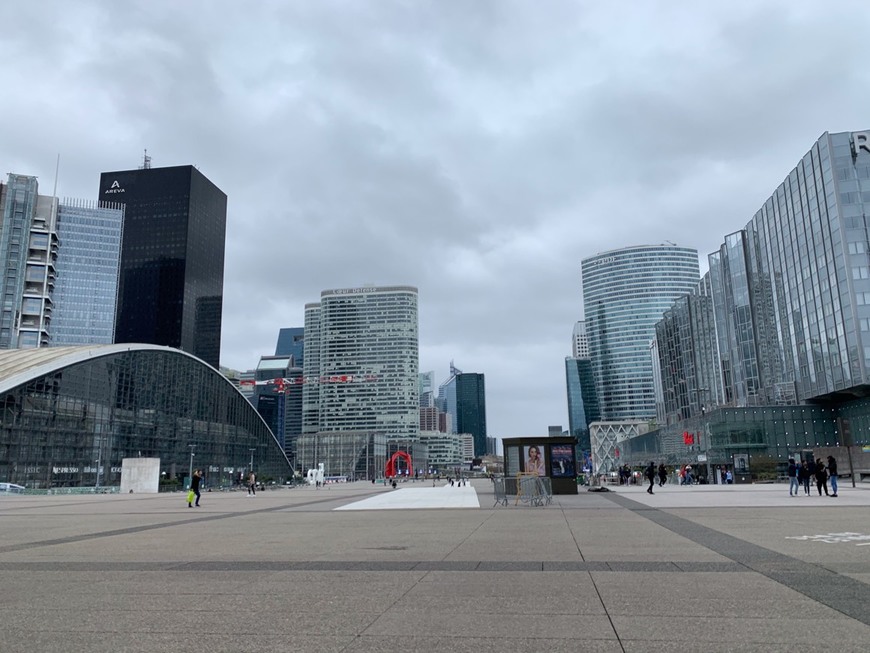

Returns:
120,458,160,494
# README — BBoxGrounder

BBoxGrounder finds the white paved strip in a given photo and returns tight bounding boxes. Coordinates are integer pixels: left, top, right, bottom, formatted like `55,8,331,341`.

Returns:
335,484,480,510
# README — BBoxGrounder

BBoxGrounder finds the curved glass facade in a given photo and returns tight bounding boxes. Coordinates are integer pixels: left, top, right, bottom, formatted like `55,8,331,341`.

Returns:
582,245,700,420
0,345,291,488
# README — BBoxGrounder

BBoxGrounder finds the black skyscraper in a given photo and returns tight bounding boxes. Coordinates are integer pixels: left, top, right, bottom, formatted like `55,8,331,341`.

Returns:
98,165,227,368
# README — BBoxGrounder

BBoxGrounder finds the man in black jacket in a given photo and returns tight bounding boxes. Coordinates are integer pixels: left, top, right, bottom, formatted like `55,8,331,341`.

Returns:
645,462,656,495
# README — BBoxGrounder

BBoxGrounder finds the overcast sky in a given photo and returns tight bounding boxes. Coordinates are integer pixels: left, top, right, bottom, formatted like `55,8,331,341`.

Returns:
2,1,870,438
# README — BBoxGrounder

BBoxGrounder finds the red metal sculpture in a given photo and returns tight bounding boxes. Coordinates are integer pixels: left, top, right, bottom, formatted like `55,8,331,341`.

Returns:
385,450,412,478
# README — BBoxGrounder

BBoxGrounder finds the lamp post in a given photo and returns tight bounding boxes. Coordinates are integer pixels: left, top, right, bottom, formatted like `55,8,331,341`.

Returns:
188,444,196,489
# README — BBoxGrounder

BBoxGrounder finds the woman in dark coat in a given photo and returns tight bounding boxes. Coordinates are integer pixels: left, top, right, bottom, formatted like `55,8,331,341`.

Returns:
827,456,838,497
657,464,667,487
798,461,811,496
814,458,829,496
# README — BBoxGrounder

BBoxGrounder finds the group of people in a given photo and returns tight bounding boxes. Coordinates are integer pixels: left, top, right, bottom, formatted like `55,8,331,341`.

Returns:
643,462,670,494
787,456,838,497
187,470,258,508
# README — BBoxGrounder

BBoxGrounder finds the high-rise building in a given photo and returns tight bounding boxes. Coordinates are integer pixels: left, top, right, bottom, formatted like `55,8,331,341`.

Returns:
438,364,487,456
275,327,304,365
98,165,227,368
53,200,125,345
572,321,589,358
657,130,870,414
0,174,124,349
302,286,419,438
250,355,302,463
565,356,600,451
582,244,699,421
0,174,57,349
418,370,435,408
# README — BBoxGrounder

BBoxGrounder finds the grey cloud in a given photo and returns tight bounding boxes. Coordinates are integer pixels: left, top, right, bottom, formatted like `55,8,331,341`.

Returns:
3,0,870,436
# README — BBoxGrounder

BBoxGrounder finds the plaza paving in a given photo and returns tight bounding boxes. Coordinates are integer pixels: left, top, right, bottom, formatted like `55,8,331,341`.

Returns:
1,479,869,652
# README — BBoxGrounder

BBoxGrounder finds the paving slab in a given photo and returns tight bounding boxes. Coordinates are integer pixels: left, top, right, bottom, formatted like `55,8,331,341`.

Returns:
1,481,869,652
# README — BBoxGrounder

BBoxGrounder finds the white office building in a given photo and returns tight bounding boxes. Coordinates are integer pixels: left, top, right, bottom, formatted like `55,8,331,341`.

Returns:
302,286,419,438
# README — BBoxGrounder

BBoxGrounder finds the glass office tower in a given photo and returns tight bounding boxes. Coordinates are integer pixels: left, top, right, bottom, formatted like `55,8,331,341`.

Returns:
53,200,125,345
582,244,700,421
455,372,487,457
703,130,870,405
98,166,227,368
565,356,600,451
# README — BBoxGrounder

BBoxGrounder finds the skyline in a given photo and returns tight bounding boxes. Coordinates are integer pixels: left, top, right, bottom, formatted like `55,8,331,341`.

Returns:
3,1,870,436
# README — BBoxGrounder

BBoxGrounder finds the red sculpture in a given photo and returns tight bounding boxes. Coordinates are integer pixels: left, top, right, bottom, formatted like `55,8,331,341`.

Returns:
385,450,412,478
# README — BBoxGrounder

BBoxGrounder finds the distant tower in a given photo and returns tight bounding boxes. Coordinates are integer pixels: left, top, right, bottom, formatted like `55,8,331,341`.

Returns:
572,321,589,358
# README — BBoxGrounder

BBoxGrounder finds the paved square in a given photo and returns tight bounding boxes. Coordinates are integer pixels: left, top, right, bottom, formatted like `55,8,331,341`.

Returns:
1,480,869,652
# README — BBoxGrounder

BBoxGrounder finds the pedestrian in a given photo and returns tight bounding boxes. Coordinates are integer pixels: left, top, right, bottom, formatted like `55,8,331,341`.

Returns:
685,465,694,486
645,461,655,495
247,470,257,497
657,463,667,487
814,458,829,496
189,469,202,507
798,461,811,495
725,469,733,484
720,466,726,485
678,465,686,485
827,456,838,497
787,458,798,496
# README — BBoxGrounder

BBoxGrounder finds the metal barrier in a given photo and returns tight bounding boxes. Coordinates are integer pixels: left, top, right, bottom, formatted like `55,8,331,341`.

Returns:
516,475,552,507
491,475,552,507
493,477,508,507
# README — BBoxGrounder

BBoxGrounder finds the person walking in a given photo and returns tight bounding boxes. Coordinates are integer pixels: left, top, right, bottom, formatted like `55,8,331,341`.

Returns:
787,458,799,497
798,461,811,495
189,469,202,508
827,456,839,497
645,461,656,495
247,470,257,497
814,458,829,496
657,463,667,487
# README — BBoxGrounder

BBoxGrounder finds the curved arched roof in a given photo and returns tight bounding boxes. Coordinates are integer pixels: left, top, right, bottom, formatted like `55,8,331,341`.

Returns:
0,344,219,396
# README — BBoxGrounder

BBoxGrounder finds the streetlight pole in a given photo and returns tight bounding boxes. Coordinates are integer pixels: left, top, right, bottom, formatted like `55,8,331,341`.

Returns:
188,444,196,489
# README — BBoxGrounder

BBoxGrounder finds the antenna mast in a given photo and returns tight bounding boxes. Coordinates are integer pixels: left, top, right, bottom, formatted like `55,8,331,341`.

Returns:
139,149,152,170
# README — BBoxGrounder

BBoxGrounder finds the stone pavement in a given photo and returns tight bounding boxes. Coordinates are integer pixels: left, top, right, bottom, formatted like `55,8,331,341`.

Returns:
1,479,869,652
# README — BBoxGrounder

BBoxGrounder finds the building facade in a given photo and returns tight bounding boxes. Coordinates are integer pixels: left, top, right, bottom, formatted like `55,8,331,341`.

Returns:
565,356,600,451
99,165,227,368
274,327,304,364
438,364,488,456
0,174,124,349
0,174,58,349
572,320,589,359
628,131,870,475
582,244,700,421
52,199,125,345
0,344,292,488
301,286,419,438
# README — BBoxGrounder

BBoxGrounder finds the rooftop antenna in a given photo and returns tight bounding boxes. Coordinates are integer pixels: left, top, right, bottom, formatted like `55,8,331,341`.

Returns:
139,149,151,170
52,153,60,197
